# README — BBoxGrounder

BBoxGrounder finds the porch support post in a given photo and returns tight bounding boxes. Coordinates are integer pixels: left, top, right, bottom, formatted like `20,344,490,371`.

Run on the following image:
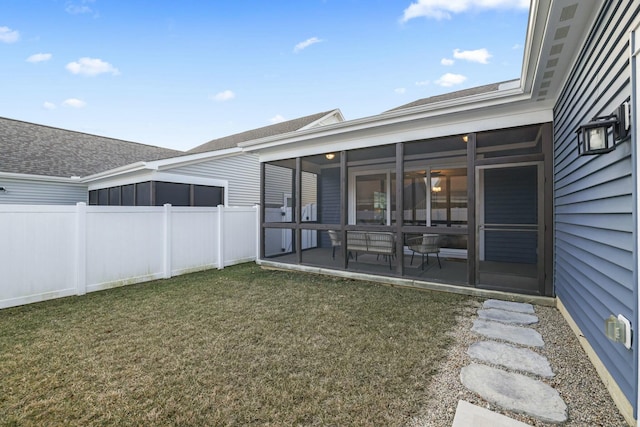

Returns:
467,133,477,287
395,142,404,276
542,122,554,296
340,150,348,269
295,157,302,264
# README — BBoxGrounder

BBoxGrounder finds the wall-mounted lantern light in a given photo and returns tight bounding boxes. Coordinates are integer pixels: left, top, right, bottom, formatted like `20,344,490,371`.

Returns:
0,186,6,193
576,102,630,156
325,153,336,160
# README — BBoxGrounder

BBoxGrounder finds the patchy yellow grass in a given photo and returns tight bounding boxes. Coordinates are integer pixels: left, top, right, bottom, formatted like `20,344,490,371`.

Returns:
0,263,468,426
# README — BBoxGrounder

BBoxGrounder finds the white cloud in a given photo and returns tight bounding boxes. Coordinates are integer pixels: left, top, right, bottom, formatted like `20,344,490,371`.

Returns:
43,102,57,110
294,37,323,53
269,114,286,124
441,58,454,66
0,26,19,43
435,73,467,87
66,57,120,76
453,48,492,64
401,0,528,22
415,80,430,86
27,53,52,63
512,43,522,49
62,98,87,108
212,90,235,102
394,88,406,94
65,0,96,15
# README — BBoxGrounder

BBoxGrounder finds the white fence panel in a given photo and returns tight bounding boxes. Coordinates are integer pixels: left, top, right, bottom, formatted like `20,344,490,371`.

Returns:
222,206,258,266
0,203,258,310
171,207,219,275
85,206,165,292
0,205,77,307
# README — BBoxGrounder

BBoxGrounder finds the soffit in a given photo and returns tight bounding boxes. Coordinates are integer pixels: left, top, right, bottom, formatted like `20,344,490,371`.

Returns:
526,0,605,103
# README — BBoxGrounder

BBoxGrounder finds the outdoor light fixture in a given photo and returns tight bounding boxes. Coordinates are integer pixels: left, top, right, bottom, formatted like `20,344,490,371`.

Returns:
576,102,630,156
325,153,336,160
462,135,469,143
0,186,6,192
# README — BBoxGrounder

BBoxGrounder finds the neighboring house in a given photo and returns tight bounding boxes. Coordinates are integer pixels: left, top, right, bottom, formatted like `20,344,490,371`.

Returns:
236,1,640,424
85,109,344,207
0,110,343,207
0,117,182,205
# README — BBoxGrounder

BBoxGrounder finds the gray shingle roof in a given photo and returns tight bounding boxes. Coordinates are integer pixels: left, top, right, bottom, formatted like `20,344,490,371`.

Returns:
386,80,517,113
0,117,183,178
188,110,337,154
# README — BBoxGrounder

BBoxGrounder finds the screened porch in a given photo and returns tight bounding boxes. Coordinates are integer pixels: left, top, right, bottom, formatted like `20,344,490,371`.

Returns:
260,122,553,296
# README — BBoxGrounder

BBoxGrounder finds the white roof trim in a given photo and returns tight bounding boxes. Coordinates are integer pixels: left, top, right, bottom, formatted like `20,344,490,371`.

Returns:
81,147,243,182
297,109,345,131
240,88,534,153
0,171,86,184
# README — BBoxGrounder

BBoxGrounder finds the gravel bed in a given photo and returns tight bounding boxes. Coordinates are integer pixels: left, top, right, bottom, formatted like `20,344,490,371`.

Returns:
408,298,629,426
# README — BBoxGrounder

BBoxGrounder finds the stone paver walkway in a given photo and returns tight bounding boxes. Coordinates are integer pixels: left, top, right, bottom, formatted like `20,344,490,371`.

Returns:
456,299,568,425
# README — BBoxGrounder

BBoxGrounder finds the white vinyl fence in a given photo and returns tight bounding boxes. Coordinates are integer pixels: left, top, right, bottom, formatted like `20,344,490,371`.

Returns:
0,203,258,309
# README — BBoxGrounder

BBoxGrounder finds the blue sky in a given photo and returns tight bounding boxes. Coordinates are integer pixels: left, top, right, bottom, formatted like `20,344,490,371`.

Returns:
1,0,530,151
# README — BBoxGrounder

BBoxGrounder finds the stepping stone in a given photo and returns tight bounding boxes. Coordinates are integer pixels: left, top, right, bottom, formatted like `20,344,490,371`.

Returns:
478,308,538,325
468,340,554,378
452,400,532,427
483,299,535,314
461,363,567,423
472,319,544,347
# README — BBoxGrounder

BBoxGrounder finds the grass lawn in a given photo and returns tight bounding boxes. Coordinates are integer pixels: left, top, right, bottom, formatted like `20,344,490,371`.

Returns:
0,263,468,426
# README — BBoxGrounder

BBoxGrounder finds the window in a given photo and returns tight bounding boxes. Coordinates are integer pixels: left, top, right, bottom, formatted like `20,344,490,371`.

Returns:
355,173,387,224
430,169,467,227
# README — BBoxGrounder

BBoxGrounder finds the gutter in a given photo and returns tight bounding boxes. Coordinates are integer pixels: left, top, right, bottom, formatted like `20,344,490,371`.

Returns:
0,171,85,184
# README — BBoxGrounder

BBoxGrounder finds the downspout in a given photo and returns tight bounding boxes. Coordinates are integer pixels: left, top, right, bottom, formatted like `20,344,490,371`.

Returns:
632,22,640,425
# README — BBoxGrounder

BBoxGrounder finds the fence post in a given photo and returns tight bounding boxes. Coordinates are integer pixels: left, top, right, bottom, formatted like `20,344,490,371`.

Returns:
163,204,172,279
75,202,87,295
254,204,260,262
217,205,224,269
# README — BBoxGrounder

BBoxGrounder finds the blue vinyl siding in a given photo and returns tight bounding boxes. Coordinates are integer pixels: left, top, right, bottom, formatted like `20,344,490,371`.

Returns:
553,0,639,414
